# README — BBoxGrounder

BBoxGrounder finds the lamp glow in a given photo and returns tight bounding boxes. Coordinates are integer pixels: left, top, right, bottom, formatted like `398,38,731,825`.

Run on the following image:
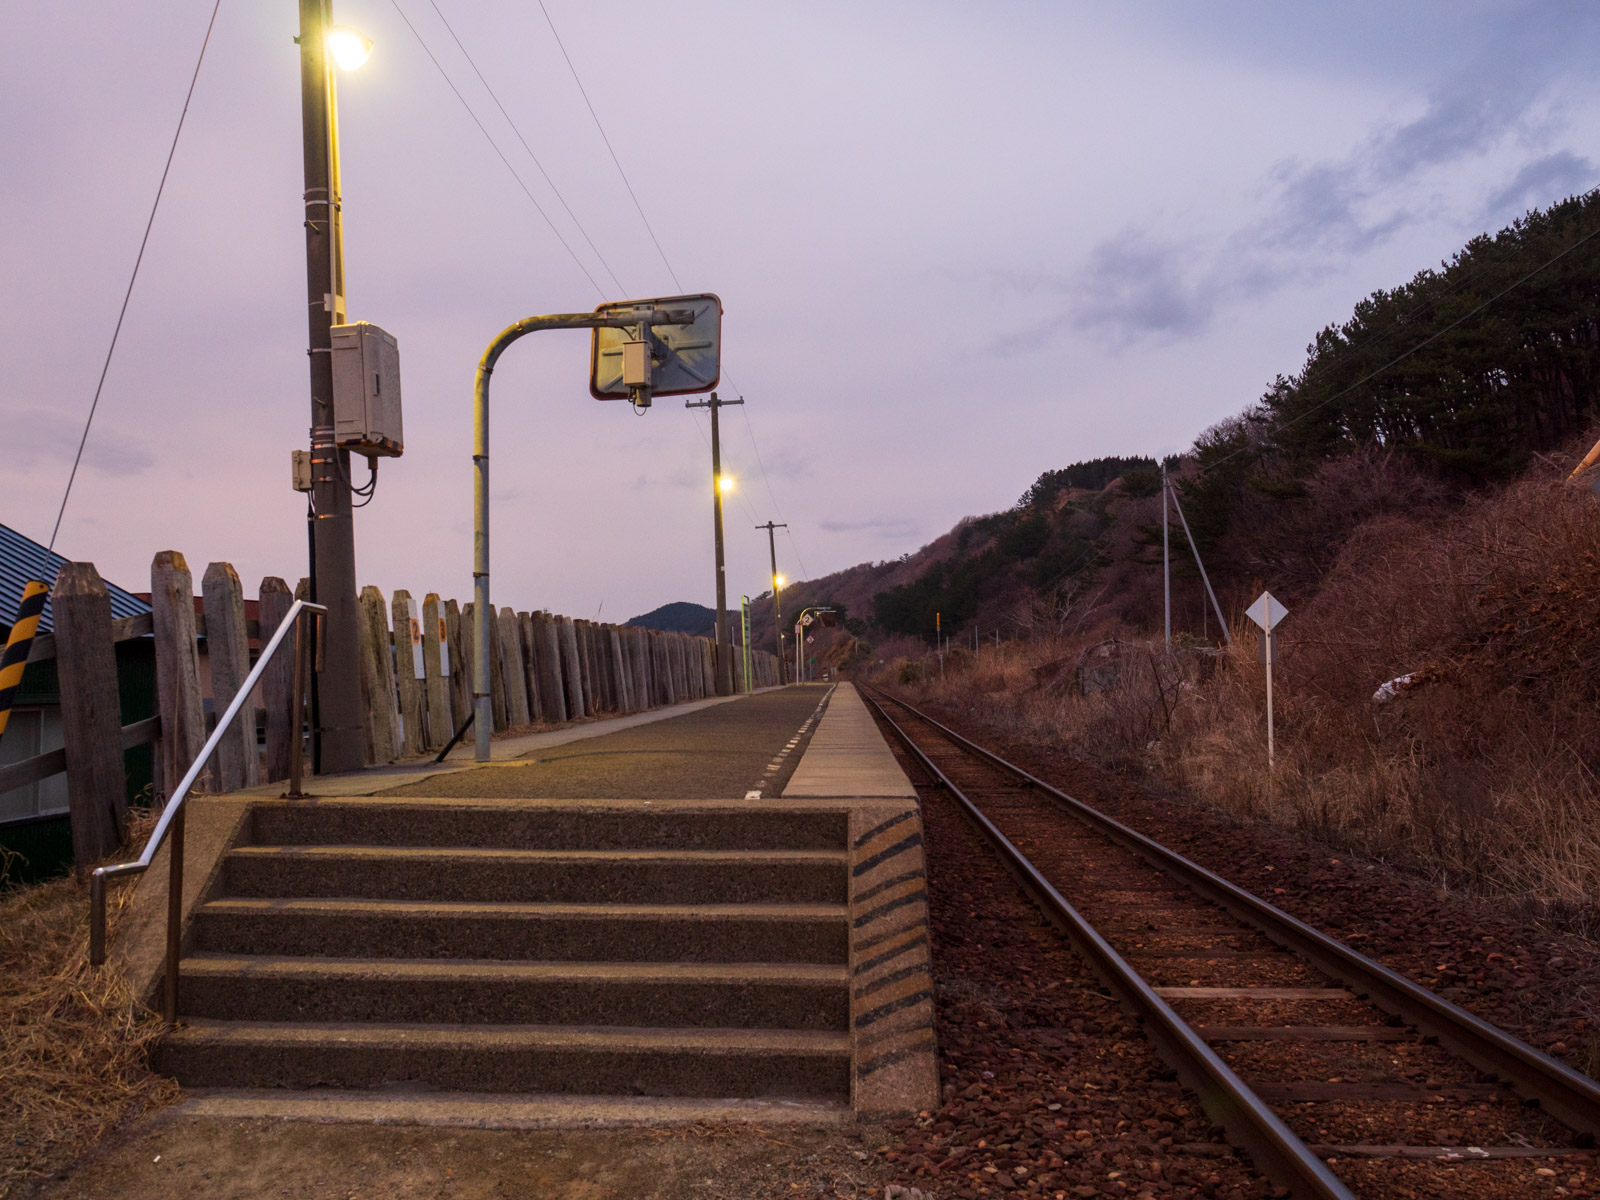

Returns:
327,28,374,71
774,575,786,587
717,474,736,494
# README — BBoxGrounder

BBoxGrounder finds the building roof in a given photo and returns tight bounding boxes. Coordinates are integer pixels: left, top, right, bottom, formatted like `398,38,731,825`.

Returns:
0,523,151,634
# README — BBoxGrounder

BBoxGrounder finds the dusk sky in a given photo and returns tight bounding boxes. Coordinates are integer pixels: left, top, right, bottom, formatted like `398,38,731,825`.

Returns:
4,1,1597,620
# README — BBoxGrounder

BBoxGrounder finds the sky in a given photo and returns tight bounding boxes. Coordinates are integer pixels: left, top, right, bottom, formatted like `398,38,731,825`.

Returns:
3,1,1598,621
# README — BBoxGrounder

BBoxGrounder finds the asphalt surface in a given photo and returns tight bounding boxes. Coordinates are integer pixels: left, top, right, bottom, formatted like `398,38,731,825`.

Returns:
377,686,835,800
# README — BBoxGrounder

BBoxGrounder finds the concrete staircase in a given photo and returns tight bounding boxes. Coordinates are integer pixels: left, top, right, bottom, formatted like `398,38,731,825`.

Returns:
156,798,853,1105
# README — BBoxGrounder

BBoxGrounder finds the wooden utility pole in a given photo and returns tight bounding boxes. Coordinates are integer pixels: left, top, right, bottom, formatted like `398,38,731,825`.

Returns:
686,392,743,695
756,520,788,684
298,0,364,772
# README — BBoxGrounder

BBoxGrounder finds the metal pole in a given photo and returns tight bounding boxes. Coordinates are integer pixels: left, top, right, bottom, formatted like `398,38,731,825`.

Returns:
470,308,692,760
1162,466,1171,649
163,802,185,1025
757,521,787,683
1265,600,1275,769
287,612,308,798
1167,477,1233,645
299,0,363,773
740,595,752,693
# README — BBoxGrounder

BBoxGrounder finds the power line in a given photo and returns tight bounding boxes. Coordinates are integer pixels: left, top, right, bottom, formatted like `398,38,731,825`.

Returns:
535,0,683,292
388,0,606,297
533,4,817,583
424,0,626,295
49,0,224,556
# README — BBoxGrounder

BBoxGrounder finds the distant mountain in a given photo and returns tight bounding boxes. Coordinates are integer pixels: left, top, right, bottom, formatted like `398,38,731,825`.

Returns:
625,601,716,636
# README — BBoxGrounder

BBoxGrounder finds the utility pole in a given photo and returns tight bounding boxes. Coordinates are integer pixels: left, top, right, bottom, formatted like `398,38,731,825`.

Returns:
756,520,787,684
686,391,743,696
298,0,363,773
1161,463,1171,649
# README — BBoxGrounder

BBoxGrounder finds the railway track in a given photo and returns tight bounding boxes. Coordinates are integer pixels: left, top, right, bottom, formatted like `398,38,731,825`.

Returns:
861,685,1600,1200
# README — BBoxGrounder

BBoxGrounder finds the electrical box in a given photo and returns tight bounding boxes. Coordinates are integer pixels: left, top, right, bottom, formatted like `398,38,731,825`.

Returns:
291,449,313,492
330,322,404,457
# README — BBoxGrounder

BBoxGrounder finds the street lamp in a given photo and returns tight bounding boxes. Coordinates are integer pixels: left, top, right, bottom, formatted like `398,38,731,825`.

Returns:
326,27,373,71
297,1,373,773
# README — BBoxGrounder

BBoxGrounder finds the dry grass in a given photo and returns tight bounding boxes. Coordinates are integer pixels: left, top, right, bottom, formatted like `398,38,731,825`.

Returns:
882,462,1600,929
0,813,180,1199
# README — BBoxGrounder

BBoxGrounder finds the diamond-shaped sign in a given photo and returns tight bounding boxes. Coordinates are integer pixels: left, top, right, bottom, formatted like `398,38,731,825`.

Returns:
1244,591,1287,631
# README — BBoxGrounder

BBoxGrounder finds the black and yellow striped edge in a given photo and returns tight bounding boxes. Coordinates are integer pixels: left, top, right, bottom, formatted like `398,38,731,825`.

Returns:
0,580,49,740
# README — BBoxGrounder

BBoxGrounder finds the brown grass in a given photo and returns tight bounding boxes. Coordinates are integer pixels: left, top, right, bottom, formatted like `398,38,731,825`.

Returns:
0,813,180,1199
880,460,1600,930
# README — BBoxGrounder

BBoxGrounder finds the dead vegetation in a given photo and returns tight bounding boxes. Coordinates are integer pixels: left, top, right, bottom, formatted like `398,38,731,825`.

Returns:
1,813,179,1199
880,456,1600,930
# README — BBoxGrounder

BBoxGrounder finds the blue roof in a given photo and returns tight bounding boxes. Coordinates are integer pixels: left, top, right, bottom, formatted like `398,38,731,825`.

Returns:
0,524,151,634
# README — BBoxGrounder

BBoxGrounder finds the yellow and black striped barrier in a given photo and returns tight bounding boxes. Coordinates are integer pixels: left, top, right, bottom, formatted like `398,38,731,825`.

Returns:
0,580,49,742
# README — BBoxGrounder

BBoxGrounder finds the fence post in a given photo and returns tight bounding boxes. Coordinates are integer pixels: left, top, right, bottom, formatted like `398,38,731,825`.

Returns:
559,617,586,718
610,627,633,713
202,562,260,790
498,607,531,727
488,606,509,732
53,562,127,866
259,577,295,783
519,613,543,723
358,585,401,764
422,594,452,748
391,590,426,756
445,599,470,730
150,552,209,801
533,612,565,724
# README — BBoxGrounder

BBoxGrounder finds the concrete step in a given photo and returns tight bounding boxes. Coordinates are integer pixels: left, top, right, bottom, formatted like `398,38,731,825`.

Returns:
177,956,849,1029
251,800,848,853
192,898,849,964
156,1021,852,1098
224,845,848,905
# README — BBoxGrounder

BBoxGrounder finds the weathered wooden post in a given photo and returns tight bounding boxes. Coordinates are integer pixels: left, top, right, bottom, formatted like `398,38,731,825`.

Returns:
498,608,531,727
390,591,426,756
560,617,586,718
259,577,296,782
445,599,470,730
358,586,402,764
629,627,650,710
595,624,615,712
486,606,509,732
422,594,452,748
151,552,209,799
53,562,128,866
519,613,544,722
202,562,260,790
574,620,595,713
534,612,566,724
610,627,633,712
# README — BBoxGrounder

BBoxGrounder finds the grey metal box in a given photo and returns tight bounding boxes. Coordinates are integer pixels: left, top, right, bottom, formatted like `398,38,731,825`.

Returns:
330,321,404,457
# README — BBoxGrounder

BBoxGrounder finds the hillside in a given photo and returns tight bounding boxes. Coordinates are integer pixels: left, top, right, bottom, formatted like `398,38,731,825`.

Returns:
624,601,716,636
750,191,1600,666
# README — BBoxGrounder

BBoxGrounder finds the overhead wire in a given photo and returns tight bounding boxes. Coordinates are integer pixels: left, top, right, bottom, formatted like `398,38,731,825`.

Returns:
387,0,606,298
424,0,627,295
532,2,817,583
48,0,224,555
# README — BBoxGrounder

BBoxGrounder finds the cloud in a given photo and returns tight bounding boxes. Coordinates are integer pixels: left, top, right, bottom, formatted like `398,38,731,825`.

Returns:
820,515,920,539
2,410,155,478
1037,2,1600,348
1484,151,1595,219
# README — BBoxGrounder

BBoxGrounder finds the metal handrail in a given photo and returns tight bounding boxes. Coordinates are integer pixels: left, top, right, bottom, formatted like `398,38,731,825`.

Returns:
89,599,326,1024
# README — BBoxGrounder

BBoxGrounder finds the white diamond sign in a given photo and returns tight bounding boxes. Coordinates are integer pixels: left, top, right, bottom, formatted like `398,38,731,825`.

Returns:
1245,591,1287,632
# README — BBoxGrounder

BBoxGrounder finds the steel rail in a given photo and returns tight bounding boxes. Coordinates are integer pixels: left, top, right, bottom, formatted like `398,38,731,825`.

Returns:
860,686,1355,1200
865,684,1600,1144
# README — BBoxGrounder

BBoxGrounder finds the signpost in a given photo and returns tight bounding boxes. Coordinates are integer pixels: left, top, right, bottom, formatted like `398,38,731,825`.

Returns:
1244,591,1287,767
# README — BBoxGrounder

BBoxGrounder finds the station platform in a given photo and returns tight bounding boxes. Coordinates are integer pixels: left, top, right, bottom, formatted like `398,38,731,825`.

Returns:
115,682,937,1126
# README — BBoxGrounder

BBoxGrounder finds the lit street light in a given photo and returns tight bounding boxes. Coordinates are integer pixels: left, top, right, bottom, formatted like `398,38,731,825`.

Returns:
326,27,373,71
757,521,788,684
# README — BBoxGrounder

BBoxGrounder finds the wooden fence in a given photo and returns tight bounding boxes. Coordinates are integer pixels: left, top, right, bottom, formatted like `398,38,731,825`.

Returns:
3,550,782,867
